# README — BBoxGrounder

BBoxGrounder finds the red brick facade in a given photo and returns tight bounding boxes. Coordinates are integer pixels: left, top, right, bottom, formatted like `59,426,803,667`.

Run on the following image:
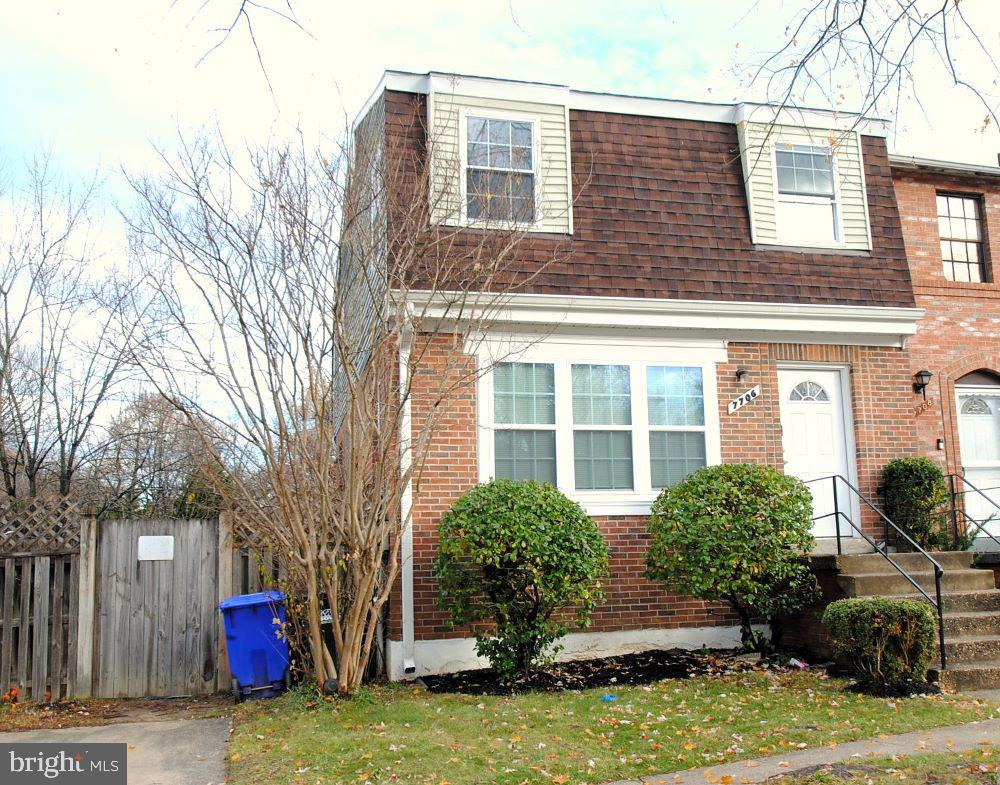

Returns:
393,335,917,644
892,166,1000,473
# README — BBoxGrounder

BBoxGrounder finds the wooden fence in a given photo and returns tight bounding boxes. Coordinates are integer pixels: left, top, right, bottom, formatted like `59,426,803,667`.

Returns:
0,502,292,700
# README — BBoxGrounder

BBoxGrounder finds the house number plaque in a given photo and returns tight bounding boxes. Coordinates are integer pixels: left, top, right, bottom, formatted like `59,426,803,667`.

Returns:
728,385,761,414
137,535,174,561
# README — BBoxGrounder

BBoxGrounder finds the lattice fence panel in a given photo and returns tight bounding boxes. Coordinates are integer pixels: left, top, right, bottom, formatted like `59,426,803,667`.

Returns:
0,498,82,555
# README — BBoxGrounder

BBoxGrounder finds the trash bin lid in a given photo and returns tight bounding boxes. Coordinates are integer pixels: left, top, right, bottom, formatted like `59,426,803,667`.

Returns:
219,589,285,611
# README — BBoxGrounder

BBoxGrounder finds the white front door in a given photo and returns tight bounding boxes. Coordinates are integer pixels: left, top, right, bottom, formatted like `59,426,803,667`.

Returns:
957,388,1000,537
778,368,854,537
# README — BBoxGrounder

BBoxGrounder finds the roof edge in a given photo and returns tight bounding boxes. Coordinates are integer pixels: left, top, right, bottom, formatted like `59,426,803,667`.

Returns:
889,154,1000,180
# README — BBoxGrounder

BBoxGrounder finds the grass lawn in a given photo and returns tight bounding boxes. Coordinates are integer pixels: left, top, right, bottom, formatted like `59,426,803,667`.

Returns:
765,748,998,785
228,671,998,785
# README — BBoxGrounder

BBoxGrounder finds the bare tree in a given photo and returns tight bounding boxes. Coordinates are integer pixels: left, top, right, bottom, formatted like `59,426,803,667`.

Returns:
0,157,137,502
746,1,1000,128
126,112,566,693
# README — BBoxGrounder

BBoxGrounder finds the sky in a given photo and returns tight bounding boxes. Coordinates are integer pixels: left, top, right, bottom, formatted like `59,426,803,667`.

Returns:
1,0,999,198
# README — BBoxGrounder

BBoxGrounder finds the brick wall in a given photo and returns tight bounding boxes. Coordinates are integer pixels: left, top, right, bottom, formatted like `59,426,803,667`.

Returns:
892,169,1000,474
395,334,918,642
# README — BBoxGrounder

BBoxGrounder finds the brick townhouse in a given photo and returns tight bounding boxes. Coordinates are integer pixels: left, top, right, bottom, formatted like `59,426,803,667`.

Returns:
891,157,1000,536
350,70,999,680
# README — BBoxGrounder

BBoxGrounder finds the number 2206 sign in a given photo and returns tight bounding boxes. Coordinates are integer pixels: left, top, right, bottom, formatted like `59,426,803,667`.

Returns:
728,385,761,414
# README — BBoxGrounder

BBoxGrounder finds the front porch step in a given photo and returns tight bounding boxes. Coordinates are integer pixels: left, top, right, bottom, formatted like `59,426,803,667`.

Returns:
945,634,1000,664
944,610,1000,637
837,551,975,573
897,590,1000,612
838,568,996,597
932,660,1000,692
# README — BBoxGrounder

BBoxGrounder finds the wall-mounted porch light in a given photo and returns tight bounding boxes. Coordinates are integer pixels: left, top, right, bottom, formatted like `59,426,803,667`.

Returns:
913,369,934,399
735,368,751,382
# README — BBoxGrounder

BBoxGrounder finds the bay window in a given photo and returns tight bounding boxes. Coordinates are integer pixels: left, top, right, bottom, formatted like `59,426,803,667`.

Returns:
482,348,721,514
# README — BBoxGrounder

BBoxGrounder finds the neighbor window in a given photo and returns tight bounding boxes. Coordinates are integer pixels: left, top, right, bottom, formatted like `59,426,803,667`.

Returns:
938,193,986,283
492,362,556,484
486,356,718,506
466,116,535,223
775,144,840,245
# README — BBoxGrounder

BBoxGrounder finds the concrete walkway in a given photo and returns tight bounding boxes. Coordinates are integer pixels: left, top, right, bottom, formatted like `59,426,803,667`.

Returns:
0,716,230,785
606,718,1000,785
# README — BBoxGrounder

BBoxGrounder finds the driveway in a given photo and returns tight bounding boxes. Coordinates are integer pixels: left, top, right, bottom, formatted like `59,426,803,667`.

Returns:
0,716,230,785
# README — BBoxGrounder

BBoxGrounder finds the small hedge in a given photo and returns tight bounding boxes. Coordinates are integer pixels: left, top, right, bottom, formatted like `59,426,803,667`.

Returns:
646,463,818,654
823,597,937,689
434,479,610,676
882,457,951,550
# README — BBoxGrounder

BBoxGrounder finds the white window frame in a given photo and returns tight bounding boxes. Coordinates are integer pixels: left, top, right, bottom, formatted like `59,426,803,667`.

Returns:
771,141,846,249
459,107,543,229
476,340,724,516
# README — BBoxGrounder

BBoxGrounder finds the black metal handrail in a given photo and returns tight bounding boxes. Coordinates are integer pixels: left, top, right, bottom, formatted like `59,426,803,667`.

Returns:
805,474,947,670
947,474,1000,552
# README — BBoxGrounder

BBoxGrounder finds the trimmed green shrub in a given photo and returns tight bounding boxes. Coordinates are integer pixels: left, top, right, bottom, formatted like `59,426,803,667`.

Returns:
882,457,951,550
645,463,818,654
434,479,610,676
823,597,937,688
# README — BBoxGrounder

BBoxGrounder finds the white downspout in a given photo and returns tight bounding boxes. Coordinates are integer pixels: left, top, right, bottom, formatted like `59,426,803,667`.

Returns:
399,319,416,675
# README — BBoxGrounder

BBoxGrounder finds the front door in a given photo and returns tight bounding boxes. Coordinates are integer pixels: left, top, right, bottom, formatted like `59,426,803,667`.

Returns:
957,388,1000,537
778,368,854,537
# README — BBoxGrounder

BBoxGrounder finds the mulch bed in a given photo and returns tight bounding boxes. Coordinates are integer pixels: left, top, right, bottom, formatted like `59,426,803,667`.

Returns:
421,648,791,695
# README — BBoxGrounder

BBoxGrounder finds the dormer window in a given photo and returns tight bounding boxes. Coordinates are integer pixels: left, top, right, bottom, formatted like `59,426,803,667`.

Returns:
465,115,536,224
775,145,840,245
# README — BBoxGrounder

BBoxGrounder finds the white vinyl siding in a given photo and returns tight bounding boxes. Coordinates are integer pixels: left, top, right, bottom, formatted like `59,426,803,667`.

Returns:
429,92,572,233
738,122,872,250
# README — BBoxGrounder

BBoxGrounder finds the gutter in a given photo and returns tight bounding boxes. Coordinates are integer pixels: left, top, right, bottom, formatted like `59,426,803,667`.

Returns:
889,154,1000,180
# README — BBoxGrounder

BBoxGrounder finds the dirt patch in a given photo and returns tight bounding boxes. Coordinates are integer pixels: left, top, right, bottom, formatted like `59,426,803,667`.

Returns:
421,648,789,695
0,693,232,732
765,763,881,780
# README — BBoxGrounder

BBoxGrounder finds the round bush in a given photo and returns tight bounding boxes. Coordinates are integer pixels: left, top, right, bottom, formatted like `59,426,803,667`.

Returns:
823,597,937,689
433,479,610,676
646,463,817,653
882,458,951,550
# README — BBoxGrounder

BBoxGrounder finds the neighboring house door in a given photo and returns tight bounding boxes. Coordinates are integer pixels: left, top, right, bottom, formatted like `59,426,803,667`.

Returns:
778,368,854,538
956,385,1000,537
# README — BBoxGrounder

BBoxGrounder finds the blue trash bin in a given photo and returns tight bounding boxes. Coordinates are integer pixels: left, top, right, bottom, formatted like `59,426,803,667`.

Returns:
219,590,290,701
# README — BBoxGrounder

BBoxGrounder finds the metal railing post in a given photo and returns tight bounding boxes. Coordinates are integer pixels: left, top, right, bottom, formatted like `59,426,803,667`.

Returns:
935,568,947,671
949,473,960,545
832,476,842,555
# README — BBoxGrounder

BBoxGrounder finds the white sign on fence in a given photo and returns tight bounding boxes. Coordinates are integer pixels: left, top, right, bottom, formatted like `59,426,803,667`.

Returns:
728,385,761,414
137,535,174,561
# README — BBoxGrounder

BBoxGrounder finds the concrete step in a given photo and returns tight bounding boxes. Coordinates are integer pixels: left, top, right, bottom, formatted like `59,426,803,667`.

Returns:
838,568,996,597
945,634,1000,664
944,610,1000,637
896,590,1000,612
932,660,1000,691
837,551,975,573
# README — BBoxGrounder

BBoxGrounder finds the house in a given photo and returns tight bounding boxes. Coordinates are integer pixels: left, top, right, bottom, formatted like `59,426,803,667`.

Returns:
891,156,1000,543
350,70,998,681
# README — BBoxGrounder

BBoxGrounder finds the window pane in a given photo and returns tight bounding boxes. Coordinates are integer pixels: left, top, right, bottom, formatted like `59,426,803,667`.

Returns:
511,146,532,170
494,362,554,424
489,146,511,169
488,119,510,145
468,117,487,143
776,146,833,196
647,366,705,426
574,431,633,490
649,432,707,488
776,196,839,244
495,430,556,484
572,365,631,425
511,122,531,146
468,142,489,167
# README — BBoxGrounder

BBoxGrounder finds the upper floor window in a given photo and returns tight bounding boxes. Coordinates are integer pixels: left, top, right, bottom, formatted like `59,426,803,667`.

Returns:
937,193,986,283
465,116,535,224
775,145,840,245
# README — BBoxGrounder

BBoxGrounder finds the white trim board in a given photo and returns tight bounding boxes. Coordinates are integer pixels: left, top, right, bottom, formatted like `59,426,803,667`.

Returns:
360,70,890,138
385,624,767,681
402,291,923,348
